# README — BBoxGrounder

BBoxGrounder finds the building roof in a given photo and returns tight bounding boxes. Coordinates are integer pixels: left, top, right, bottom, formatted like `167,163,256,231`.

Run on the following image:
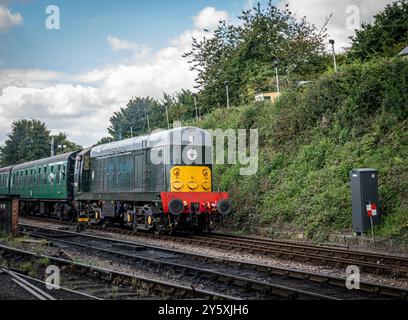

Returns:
90,127,212,158
399,46,408,56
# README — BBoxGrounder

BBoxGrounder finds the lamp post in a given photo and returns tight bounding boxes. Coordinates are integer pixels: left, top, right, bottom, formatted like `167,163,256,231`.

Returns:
165,103,170,129
329,39,337,73
193,93,199,124
273,60,280,93
224,81,230,109
50,136,54,157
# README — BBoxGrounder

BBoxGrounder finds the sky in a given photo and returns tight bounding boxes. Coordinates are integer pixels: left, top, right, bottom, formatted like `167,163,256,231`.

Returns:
0,0,396,147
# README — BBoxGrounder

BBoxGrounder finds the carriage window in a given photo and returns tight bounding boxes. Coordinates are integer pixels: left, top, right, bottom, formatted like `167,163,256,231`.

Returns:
57,164,61,171
51,166,54,172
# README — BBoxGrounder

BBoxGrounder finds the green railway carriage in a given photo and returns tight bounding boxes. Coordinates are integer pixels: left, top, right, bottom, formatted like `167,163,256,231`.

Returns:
0,166,12,195
10,152,78,200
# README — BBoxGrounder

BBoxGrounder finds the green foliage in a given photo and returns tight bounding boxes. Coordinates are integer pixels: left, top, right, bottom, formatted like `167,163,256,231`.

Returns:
184,1,328,109
203,57,408,243
0,120,81,167
348,0,408,61
107,90,199,142
0,119,50,166
52,132,82,155
108,97,165,140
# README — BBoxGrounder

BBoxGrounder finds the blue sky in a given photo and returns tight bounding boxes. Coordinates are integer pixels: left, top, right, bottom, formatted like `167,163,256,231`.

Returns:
0,0,394,146
1,0,269,72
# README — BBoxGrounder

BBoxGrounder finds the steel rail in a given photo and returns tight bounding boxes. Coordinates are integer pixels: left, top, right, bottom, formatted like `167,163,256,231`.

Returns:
20,223,408,300
20,217,408,278
21,228,339,300
205,232,408,269
0,243,235,300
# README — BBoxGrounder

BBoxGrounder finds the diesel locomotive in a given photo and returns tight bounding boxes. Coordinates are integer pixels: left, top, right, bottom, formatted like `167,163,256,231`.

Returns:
0,127,231,233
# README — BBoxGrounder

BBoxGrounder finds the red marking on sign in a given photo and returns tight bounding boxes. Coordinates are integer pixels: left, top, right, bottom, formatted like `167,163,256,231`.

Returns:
366,203,378,217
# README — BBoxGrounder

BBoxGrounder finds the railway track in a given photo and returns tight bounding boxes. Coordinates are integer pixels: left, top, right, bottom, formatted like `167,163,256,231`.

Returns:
0,243,231,300
19,223,408,300
0,267,100,300
183,233,408,278
21,216,408,279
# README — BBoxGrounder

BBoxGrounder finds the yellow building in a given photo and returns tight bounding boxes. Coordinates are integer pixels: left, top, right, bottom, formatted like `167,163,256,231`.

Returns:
255,92,281,103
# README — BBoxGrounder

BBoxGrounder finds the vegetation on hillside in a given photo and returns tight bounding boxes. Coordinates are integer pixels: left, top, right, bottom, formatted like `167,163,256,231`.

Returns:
184,2,329,109
347,0,407,61
203,57,407,242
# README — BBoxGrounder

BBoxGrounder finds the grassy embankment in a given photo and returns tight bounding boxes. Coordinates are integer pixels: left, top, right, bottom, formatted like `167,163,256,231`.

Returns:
200,57,408,243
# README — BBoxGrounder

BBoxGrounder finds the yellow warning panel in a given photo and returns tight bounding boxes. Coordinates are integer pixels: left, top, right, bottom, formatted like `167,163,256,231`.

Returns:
170,166,212,192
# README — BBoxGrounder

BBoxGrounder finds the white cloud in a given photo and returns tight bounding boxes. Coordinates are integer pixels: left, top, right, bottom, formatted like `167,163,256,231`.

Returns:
0,5,22,33
0,69,62,90
0,7,224,146
106,34,138,51
1,2,393,147
193,7,229,31
279,0,396,51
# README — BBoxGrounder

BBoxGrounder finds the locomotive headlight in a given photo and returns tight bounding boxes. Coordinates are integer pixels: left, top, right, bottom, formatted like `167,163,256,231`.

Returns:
186,148,198,161
173,168,181,178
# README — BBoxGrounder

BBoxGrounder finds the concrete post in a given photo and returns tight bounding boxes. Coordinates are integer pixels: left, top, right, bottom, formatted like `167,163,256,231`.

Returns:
11,197,19,236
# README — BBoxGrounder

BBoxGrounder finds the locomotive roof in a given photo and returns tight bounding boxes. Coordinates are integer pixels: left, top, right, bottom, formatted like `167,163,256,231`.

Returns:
91,127,212,158
11,151,79,171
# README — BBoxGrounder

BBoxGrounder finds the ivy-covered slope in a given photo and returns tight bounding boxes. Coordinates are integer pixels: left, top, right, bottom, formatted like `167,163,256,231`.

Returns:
201,57,408,243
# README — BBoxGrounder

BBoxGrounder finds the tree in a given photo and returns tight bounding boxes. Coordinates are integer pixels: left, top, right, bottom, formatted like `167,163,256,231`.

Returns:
94,136,114,146
108,97,166,140
51,132,82,155
184,1,327,109
348,0,408,61
163,89,197,124
0,120,50,166
0,120,82,167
